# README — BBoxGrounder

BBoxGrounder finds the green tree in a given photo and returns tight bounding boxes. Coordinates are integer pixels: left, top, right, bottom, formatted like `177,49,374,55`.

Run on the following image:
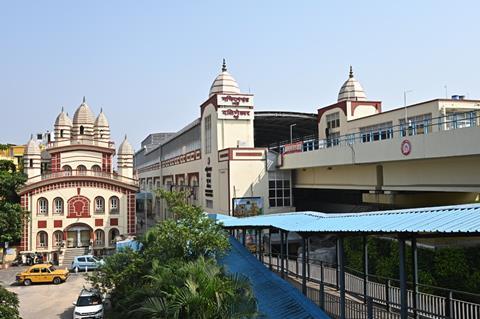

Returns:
0,286,20,319
89,190,258,319
0,159,27,264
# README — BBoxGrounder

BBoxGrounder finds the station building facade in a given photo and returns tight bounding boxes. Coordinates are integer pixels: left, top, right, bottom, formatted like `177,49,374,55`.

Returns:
135,63,480,220
19,99,137,261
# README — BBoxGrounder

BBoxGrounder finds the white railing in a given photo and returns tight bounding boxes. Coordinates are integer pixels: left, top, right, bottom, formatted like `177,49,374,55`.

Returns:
39,169,137,185
266,255,480,319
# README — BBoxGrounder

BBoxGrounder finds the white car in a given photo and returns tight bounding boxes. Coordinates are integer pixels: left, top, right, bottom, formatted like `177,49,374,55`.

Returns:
72,289,104,319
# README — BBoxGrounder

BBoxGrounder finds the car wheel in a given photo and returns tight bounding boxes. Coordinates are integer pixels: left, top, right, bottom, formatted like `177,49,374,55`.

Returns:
24,279,32,286
53,277,61,284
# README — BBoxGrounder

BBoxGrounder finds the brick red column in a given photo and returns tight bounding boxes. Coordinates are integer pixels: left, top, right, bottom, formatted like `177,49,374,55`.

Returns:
127,192,136,234
20,194,29,251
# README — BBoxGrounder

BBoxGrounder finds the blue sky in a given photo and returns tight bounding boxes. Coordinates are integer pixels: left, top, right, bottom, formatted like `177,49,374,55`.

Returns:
1,1,479,148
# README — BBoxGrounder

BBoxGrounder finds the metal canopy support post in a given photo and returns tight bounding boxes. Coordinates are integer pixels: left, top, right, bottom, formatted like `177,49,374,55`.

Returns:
268,228,272,270
412,237,419,319
307,236,311,279
280,230,285,279
242,228,246,247
338,236,346,319
363,235,369,303
399,237,408,319
285,231,289,274
302,234,307,295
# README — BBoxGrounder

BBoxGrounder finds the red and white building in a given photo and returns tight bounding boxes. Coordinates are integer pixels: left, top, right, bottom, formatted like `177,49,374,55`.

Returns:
19,98,137,262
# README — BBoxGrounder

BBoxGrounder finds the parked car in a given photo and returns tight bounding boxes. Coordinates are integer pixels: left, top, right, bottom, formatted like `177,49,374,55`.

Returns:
72,289,104,319
16,263,69,286
71,255,104,272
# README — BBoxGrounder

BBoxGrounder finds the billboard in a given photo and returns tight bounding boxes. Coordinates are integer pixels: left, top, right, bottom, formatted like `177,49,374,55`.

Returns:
232,197,264,217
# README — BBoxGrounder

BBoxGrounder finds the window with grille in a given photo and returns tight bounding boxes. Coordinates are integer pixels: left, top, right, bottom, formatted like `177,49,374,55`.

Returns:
54,198,63,214
38,198,48,215
110,196,119,213
95,197,105,213
204,115,212,154
268,171,292,208
326,112,340,129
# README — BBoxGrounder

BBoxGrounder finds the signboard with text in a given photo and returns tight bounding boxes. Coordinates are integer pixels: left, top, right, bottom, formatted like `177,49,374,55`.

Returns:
217,107,254,120
217,94,254,107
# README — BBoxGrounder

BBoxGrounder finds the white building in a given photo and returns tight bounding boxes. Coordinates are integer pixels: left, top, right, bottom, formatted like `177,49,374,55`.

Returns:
19,98,137,262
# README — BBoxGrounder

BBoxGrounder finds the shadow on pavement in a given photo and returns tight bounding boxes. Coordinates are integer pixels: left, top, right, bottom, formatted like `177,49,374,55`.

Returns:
59,305,74,319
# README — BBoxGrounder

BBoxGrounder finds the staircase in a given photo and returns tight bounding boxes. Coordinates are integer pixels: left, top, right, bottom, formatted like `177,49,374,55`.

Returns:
59,247,88,268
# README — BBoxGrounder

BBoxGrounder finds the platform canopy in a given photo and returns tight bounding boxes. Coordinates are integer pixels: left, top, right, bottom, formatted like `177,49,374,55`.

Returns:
218,203,480,235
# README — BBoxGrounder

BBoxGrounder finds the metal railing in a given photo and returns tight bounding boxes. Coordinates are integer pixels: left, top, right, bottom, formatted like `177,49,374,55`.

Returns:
263,254,480,319
269,111,480,154
38,169,137,185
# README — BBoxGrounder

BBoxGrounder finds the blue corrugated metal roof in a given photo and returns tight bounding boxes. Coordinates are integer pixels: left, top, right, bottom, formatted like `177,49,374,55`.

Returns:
220,237,330,319
221,204,480,234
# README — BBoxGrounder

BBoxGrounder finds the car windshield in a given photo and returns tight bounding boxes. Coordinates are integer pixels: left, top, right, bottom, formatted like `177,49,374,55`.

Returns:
77,295,102,307
49,266,56,272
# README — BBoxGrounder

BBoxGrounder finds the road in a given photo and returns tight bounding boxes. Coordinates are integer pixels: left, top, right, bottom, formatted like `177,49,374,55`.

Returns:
0,266,90,319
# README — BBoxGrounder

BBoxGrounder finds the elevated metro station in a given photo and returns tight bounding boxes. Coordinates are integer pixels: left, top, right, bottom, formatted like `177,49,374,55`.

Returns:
134,61,480,227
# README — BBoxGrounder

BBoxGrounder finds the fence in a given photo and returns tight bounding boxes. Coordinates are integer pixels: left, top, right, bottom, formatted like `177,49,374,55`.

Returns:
263,254,480,319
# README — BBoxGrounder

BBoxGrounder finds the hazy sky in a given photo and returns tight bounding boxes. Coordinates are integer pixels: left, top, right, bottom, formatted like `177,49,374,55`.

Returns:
1,1,479,149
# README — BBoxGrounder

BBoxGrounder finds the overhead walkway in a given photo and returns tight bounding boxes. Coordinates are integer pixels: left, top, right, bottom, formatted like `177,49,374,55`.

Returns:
220,236,330,319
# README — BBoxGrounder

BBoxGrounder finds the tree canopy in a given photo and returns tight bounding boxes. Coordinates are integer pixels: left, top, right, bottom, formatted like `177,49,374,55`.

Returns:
89,190,259,318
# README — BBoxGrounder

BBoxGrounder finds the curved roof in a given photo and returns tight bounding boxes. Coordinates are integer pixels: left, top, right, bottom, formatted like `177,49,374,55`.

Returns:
73,97,95,125
94,109,109,128
337,66,367,102
209,59,240,97
25,136,40,155
118,135,134,155
54,108,72,127
254,111,318,147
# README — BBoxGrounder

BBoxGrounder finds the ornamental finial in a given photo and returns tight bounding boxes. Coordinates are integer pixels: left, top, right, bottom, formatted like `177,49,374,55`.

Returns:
222,58,227,72
349,65,354,78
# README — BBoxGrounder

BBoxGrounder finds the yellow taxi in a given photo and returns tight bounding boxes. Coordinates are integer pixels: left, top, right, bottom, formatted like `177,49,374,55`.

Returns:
16,263,69,286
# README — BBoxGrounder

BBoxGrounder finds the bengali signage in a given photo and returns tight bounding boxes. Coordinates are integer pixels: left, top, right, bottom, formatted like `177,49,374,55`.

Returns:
217,108,253,120
232,197,264,217
217,94,254,107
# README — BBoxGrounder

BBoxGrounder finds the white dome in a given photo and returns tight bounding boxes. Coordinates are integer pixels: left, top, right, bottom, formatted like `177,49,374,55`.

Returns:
209,59,240,97
337,66,367,102
73,97,95,125
94,109,109,127
54,108,72,127
118,135,133,155
25,136,40,155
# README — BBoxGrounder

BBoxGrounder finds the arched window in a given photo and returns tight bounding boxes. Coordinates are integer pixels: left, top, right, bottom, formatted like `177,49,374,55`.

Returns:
77,165,87,176
37,231,48,248
38,198,48,215
94,229,105,247
92,165,101,176
109,228,119,244
60,129,64,138
109,196,119,214
80,125,84,135
63,165,72,176
53,197,64,215
94,196,105,213
53,230,63,248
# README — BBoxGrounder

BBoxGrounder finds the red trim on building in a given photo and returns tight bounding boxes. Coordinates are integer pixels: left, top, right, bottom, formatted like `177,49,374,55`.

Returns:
22,180,134,196
234,152,264,157
102,153,112,172
317,101,348,122
51,153,61,173
95,219,103,227
350,101,382,116
20,194,29,251
54,220,63,228
38,220,47,228
110,218,118,226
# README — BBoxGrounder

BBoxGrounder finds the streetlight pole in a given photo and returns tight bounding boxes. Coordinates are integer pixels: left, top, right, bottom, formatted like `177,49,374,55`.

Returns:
290,123,296,144
404,90,413,124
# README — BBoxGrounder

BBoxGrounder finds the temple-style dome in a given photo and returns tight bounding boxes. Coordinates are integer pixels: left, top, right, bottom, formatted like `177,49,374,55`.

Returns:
337,66,367,102
94,109,109,127
118,135,133,155
209,59,241,97
54,107,72,127
25,135,40,155
73,97,95,125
